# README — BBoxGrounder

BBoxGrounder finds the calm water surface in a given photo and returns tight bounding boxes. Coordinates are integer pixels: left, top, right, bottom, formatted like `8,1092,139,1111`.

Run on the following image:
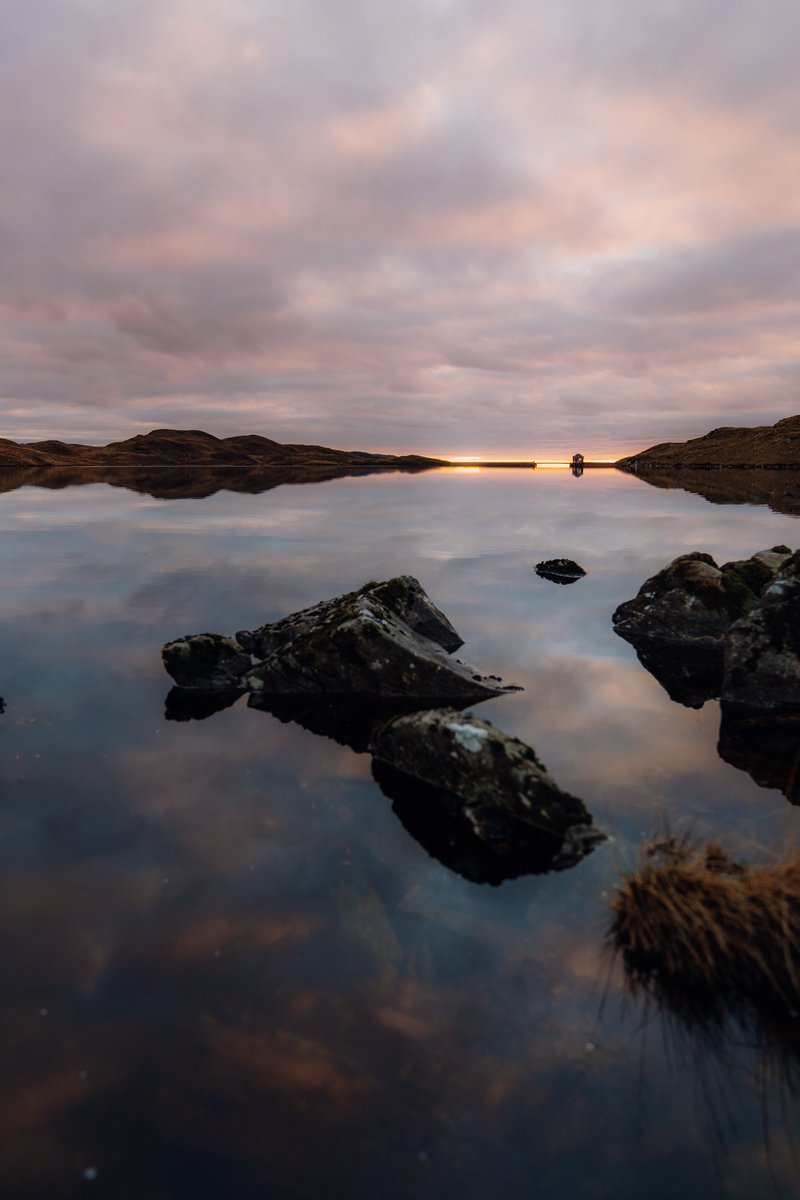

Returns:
2,467,800,1199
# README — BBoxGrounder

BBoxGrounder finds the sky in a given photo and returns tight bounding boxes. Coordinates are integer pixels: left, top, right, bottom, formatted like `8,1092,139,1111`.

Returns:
1,0,799,459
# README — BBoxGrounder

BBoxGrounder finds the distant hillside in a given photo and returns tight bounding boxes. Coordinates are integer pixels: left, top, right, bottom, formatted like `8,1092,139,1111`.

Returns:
0,429,449,470
616,415,800,470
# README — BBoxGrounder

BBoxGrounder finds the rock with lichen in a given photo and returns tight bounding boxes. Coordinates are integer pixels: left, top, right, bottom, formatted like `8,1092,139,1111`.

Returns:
243,588,515,701
369,709,601,868
163,577,517,704
612,547,792,707
236,575,463,658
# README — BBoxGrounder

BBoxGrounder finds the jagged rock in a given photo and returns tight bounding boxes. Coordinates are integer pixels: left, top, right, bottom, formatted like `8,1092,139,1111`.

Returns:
613,552,763,645
162,634,252,689
236,576,463,658
163,578,517,704
369,709,602,869
722,551,800,715
612,548,792,707
535,558,586,585
243,588,515,701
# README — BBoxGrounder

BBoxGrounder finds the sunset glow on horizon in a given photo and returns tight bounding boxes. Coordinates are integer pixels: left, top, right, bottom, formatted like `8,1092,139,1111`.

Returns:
1,1,798,455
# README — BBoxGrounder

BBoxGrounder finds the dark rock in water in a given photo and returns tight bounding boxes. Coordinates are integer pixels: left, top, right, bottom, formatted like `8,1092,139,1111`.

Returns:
612,548,793,707
613,552,759,646
535,558,586,585
373,760,600,884
616,546,800,797
242,587,516,702
722,550,800,715
237,575,463,658
370,709,601,866
0,697,5,714
163,577,517,704
718,710,800,804
162,633,252,689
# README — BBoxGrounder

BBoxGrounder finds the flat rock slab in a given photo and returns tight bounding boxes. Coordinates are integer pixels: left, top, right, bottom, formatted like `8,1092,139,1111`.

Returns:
370,709,601,867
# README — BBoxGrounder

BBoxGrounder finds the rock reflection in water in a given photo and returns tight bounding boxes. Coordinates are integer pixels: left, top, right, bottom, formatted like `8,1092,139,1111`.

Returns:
375,760,599,884
626,642,722,709
717,711,800,803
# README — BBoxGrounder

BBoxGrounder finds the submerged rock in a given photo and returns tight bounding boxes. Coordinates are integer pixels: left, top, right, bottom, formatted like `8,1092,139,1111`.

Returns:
535,558,586,585
370,709,602,871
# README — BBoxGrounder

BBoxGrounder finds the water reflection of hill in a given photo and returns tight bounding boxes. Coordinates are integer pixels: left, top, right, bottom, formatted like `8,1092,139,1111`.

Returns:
0,462,437,500
627,467,800,517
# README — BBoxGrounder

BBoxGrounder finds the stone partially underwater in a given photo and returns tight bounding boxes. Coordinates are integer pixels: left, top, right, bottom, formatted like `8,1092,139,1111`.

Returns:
164,576,514,703
162,578,603,882
534,558,586,585
371,710,603,882
613,547,800,799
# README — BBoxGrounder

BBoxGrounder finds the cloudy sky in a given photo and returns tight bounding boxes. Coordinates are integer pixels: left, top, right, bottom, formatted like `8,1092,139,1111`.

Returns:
2,0,799,457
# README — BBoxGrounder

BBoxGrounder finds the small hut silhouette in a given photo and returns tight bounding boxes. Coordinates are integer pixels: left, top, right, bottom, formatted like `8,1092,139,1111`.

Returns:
571,453,584,466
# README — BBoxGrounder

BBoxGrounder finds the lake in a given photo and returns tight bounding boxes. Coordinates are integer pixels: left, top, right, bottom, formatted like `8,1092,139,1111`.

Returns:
2,465,800,1199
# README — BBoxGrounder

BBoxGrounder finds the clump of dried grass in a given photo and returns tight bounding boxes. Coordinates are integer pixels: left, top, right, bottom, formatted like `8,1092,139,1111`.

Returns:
610,834,800,1015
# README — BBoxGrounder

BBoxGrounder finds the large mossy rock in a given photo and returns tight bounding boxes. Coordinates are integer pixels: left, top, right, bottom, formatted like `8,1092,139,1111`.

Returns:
243,587,515,701
162,576,517,704
612,552,766,646
237,575,463,658
370,709,601,870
